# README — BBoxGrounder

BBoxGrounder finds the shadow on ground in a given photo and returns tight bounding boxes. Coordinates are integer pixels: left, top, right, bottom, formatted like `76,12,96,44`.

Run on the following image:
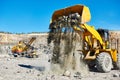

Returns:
88,65,101,73
18,64,45,71
89,67,98,72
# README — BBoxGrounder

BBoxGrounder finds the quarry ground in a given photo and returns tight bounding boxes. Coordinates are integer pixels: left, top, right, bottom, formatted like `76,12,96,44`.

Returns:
0,54,120,80
0,33,120,80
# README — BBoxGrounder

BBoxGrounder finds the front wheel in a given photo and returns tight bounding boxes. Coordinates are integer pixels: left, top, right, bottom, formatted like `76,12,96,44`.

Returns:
96,52,113,72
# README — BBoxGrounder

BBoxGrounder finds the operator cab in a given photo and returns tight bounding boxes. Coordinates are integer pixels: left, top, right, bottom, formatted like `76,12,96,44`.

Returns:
97,28,109,41
97,28,109,48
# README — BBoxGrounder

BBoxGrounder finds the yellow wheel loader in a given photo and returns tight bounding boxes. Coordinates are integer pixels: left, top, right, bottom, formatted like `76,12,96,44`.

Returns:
11,37,38,58
49,4,120,72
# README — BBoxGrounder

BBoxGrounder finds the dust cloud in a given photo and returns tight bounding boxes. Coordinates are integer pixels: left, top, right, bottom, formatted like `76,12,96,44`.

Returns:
48,26,89,76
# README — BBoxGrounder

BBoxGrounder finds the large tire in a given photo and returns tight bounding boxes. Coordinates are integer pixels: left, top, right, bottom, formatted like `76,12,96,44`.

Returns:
87,60,96,70
116,53,120,69
96,52,112,72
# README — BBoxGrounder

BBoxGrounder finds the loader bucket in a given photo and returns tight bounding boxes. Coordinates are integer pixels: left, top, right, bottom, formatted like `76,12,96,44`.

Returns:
52,5,91,23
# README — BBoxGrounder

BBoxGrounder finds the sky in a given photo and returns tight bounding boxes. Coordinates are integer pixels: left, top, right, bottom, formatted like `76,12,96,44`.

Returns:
0,0,120,33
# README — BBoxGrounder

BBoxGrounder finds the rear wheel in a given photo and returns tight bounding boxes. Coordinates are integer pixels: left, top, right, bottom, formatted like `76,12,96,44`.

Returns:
96,52,112,72
115,53,120,69
86,60,96,70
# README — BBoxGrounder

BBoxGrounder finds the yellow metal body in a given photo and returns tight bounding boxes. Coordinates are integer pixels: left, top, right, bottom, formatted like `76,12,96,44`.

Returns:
73,24,117,62
12,37,36,54
51,4,118,62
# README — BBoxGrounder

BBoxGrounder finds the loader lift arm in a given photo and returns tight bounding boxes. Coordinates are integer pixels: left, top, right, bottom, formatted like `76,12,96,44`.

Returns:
73,23,105,49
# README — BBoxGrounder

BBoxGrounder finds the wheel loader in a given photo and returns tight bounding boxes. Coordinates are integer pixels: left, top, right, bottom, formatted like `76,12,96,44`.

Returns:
49,4,120,72
11,37,38,58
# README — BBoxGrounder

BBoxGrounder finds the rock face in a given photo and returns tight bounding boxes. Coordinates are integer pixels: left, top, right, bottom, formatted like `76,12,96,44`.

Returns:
0,33,49,55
